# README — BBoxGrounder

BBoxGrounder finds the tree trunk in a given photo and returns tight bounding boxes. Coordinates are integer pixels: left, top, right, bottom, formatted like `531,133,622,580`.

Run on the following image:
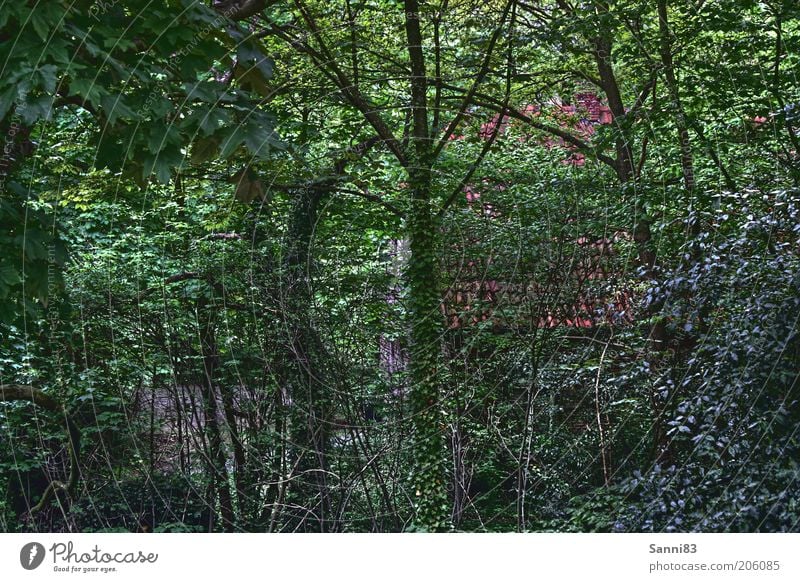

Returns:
406,168,448,530
404,0,449,531
282,184,334,532
594,36,635,183
657,0,695,192
198,304,236,531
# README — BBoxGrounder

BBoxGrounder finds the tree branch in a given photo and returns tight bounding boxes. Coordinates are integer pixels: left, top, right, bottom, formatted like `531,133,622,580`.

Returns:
291,1,408,165
214,0,276,21
433,0,514,157
438,85,618,170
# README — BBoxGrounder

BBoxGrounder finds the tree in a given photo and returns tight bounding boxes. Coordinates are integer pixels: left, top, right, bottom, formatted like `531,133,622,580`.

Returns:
2,0,799,534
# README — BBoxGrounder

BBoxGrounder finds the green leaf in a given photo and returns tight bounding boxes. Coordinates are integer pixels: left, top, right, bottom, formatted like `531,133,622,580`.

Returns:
152,158,174,185
100,94,138,124
0,264,21,298
190,136,219,164
142,147,184,184
30,9,53,41
183,106,231,136
20,95,56,124
0,85,16,120
37,64,59,94
199,108,231,136
218,124,247,159
237,44,273,79
69,77,107,105
243,122,280,158
147,124,181,155
183,80,221,102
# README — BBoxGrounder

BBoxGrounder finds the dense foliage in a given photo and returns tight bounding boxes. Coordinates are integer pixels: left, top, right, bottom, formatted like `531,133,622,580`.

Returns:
1,0,798,532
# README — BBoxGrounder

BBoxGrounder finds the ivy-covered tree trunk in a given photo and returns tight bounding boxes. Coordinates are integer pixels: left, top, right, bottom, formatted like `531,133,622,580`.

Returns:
275,137,379,531
404,0,449,531
282,184,334,532
406,168,448,530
